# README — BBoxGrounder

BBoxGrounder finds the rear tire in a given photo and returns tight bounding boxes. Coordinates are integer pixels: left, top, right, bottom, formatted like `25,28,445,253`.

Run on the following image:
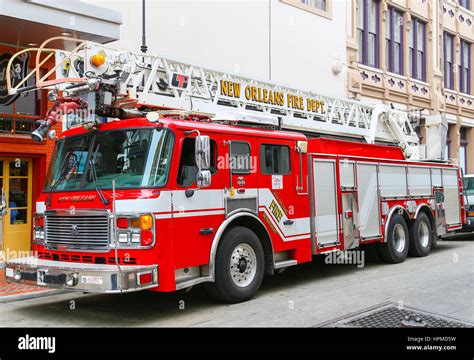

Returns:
408,213,432,257
209,226,264,303
378,213,409,264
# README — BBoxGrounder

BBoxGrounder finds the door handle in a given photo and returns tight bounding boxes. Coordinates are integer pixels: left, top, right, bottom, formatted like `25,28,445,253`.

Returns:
283,220,294,225
200,228,214,235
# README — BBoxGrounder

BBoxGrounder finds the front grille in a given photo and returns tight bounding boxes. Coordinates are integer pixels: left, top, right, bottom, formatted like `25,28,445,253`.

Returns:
38,252,137,265
45,213,110,251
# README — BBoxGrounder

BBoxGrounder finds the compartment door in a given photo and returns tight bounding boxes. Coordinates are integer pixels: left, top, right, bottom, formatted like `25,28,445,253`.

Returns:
312,160,339,248
357,163,381,240
442,169,461,226
342,193,359,249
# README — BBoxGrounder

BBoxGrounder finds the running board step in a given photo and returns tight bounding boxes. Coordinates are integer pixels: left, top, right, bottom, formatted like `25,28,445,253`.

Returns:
274,260,297,269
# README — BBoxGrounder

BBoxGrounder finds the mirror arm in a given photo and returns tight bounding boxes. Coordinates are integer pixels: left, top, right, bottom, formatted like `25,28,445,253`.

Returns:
184,129,200,137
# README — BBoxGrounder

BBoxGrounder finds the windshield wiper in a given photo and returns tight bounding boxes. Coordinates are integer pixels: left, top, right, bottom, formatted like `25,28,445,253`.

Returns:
46,154,79,207
89,145,110,206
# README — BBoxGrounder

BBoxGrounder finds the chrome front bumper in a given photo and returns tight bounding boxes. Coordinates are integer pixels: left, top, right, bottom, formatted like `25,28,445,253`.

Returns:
5,257,158,293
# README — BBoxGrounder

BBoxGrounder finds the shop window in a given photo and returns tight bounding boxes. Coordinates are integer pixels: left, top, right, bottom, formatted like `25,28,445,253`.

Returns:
0,51,43,135
7,160,29,225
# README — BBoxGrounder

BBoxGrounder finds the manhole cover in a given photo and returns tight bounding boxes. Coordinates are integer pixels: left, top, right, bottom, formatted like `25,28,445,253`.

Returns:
316,302,474,328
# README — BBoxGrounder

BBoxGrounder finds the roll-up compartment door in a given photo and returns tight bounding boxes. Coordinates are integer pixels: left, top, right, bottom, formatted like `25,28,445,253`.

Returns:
357,163,381,239
442,168,461,225
312,160,339,247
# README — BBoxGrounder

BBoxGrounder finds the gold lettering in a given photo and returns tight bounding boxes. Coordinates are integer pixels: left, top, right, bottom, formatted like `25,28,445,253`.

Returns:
263,89,268,104
269,200,283,223
221,80,229,97
232,82,241,98
297,96,303,110
251,87,258,102
221,80,241,98
277,92,285,106
245,85,252,100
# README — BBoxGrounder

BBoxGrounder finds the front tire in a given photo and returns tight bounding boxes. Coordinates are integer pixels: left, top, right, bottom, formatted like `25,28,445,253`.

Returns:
210,226,264,303
378,213,409,264
408,213,432,257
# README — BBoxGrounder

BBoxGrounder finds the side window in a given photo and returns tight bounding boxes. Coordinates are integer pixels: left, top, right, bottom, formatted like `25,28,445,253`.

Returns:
177,137,217,186
260,144,290,175
230,142,251,174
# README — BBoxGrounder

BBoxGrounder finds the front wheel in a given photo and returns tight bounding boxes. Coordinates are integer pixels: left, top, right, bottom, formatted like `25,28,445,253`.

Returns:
209,226,264,303
378,213,409,264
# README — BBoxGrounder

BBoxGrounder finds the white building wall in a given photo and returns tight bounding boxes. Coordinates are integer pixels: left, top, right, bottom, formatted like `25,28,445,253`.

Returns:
270,0,348,97
84,0,348,98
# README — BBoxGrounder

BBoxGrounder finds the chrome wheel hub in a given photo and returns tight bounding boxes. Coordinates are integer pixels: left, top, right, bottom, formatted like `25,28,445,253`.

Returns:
393,223,406,253
418,221,430,248
230,243,257,287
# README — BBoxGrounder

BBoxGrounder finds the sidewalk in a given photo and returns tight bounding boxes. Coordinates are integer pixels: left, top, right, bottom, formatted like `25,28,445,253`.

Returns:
0,268,64,303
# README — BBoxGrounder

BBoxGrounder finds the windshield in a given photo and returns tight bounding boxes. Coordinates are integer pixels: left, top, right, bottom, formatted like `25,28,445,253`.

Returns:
44,128,174,191
464,177,474,196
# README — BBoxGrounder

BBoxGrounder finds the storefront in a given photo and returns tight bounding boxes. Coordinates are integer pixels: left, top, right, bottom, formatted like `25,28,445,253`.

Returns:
0,43,56,259
0,0,121,260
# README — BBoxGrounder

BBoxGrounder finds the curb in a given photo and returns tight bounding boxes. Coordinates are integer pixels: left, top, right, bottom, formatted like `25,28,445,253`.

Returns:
0,289,67,303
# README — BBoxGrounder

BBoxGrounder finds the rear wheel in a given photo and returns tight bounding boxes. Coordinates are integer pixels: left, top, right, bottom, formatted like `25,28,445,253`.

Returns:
209,226,264,303
408,213,432,257
378,213,409,264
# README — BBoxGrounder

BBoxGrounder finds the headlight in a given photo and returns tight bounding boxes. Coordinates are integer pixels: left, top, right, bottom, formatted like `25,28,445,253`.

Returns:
33,214,45,244
114,214,155,248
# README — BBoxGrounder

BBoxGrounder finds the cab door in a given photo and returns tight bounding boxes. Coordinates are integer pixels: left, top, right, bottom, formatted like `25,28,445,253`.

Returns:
171,132,224,269
256,140,297,240
1,158,33,260
224,137,259,217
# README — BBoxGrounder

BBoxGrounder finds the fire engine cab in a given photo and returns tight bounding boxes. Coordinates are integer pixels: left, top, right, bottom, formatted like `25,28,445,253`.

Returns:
4,37,466,303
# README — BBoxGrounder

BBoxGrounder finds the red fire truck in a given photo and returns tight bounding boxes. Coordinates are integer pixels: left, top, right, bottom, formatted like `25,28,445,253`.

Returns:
4,38,465,303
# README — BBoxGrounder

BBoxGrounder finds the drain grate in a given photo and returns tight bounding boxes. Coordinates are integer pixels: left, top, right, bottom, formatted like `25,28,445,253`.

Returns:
317,302,474,328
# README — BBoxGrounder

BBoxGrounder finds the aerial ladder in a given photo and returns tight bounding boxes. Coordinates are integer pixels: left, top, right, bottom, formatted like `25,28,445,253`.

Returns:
6,37,445,161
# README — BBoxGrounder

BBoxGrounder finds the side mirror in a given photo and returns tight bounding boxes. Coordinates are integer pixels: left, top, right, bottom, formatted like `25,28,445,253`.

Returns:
197,170,211,188
195,135,212,188
195,135,211,170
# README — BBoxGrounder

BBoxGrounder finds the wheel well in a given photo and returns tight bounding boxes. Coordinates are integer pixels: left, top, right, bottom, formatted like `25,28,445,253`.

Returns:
223,215,274,275
415,206,437,238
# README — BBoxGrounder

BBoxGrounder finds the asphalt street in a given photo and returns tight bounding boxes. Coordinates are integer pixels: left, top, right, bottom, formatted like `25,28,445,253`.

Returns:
0,236,472,327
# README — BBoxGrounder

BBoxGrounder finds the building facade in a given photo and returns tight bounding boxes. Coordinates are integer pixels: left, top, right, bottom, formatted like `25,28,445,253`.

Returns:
90,0,472,173
84,0,350,98
0,0,121,258
347,0,474,174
